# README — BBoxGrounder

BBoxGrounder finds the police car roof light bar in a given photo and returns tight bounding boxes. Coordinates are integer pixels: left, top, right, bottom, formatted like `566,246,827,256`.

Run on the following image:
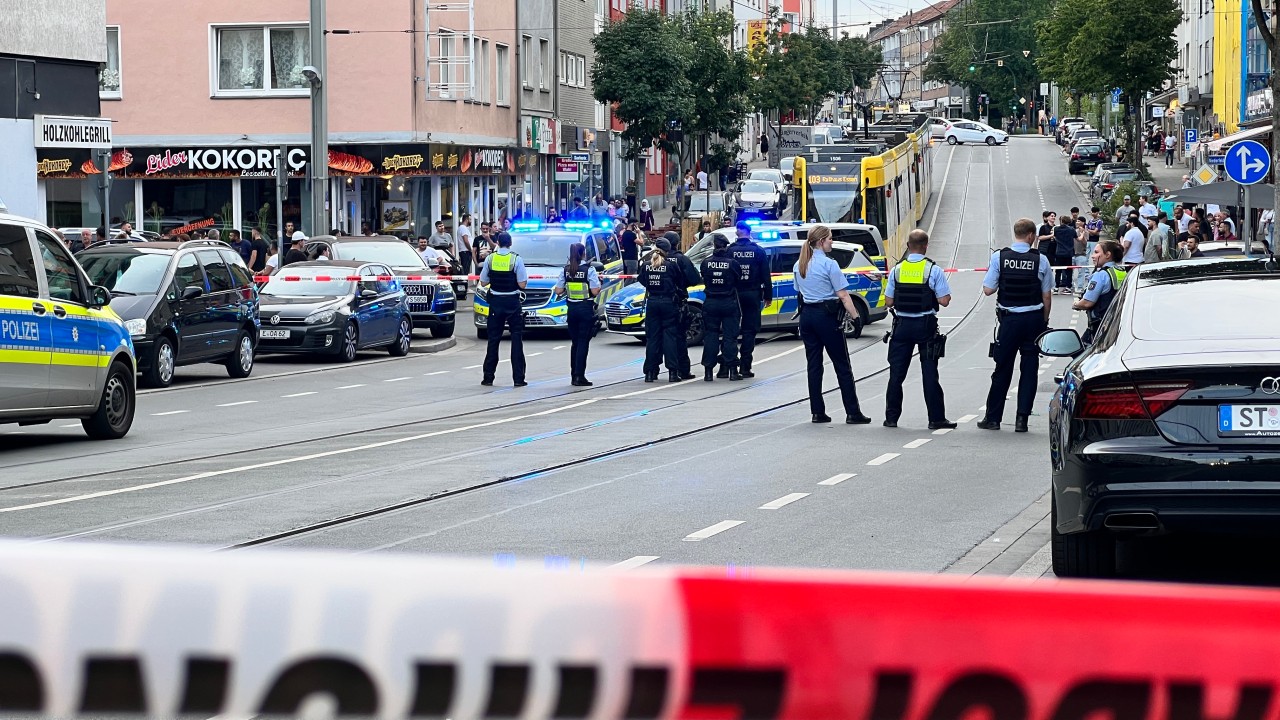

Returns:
510,220,543,233
561,222,594,231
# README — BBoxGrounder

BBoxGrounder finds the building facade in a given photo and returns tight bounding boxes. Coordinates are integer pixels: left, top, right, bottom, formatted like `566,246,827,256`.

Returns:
517,0,558,216
867,1,963,118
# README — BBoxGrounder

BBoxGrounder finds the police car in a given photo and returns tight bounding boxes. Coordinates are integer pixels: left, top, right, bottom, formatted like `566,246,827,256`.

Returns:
604,223,888,343
0,211,137,439
472,220,626,338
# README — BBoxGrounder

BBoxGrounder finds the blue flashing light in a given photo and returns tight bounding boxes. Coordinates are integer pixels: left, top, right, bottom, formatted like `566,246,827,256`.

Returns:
562,221,594,231
598,219,614,229
511,220,543,232
757,230,780,240
743,217,762,226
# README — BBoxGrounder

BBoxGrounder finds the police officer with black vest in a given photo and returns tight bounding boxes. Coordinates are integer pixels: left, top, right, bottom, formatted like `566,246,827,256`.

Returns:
883,230,957,429
553,242,602,386
639,243,689,382
478,231,529,387
659,233,701,379
977,218,1054,432
729,221,772,378
699,234,743,381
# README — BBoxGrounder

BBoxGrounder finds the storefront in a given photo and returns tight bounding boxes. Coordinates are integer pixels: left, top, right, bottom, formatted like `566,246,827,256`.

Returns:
520,115,558,218
36,142,531,238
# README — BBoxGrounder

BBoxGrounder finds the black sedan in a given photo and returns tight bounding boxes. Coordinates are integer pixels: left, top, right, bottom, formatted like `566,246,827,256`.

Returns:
258,261,412,361
1038,258,1280,578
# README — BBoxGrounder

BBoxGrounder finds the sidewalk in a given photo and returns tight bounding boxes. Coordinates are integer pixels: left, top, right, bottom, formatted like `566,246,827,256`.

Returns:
1140,152,1192,192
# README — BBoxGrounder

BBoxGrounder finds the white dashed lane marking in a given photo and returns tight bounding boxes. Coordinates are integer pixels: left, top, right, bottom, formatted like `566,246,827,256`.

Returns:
151,410,188,416
384,377,412,383
282,391,317,398
337,384,365,389
759,493,809,510
425,371,449,376
867,453,900,466
818,473,856,486
958,414,978,423
903,438,931,449
932,428,953,435
610,555,659,569
683,520,744,541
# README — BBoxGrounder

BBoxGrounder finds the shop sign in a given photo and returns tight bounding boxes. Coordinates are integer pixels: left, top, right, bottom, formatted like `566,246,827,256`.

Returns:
168,218,217,236
382,153,424,172
1246,87,1273,122
34,115,113,149
146,147,308,177
554,157,581,183
522,116,558,154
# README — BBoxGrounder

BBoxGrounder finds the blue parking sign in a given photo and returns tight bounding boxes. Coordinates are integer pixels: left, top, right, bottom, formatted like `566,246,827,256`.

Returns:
1184,129,1198,145
1224,139,1271,185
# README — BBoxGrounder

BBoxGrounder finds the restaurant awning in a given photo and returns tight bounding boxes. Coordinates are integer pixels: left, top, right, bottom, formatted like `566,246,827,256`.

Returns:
1207,124,1272,152
1162,181,1274,210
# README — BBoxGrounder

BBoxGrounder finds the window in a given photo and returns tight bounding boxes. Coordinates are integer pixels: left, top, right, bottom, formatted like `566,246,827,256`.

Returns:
496,44,510,105
521,35,533,87
474,38,490,101
539,38,550,90
173,254,206,296
197,250,234,292
439,29,456,98
577,56,586,88
214,25,310,96
220,250,254,287
34,231,87,305
0,225,39,299
559,52,586,88
100,26,121,99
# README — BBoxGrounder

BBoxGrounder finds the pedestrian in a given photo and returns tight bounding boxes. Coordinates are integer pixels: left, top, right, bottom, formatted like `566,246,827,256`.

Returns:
247,228,270,275
1181,175,1194,190
478,231,528,387
547,206,561,224
977,218,1054,433
1052,215,1076,293
728,220,772,378
620,222,641,284
1073,217,1090,294
472,221,494,271
1121,214,1146,265
793,225,871,425
456,213,473,279
1114,196,1135,225
1037,211,1057,253
1164,133,1177,166
1178,233,1205,259
1261,207,1275,252
696,167,709,190
226,229,252,263
360,222,374,236
264,241,280,274
1137,196,1157,220
1215,219,1237,244
759,132,770,159
591,195,610,225
568,197,589,221
553,242,602,386
429,220,452,251
1174,206,1191,234
699,234,743,381
281,221,297,244
697,220,713,241
1072,240,1127,344
658,233,701,380
883,229,956,429
615,198,630,223
637,199,655,231
1145,213,1173,262
638,243,687,383
283,232,310,266
417,236,447,268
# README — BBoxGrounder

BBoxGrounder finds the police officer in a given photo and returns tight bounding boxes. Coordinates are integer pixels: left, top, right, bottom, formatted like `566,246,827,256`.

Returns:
639,244,688,382
699,235,743,382
793,225,872,425
1072,239,1126,345
553,241,602,386
478,231,529,387
659,233,701,380
977,218,1054,432
883,230,957,430
729,220,772,378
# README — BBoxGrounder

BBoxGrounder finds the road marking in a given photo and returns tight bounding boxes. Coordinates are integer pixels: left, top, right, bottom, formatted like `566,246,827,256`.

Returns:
216,400,258,407
932,428,953,435
425,371,449,376
0,397,604,514
755,345,805,364
463,364,482,369
553,345,566,350
759,492,809,510
683,520,744,541
610,555,660,569
818,473,856,486
611,384,671,399
527,352,544,358
867,452,900,466
903,438,931,448
337,384,365,389
384,377,412,383
958,414,978,423
151,410,188,416
282,391,318,398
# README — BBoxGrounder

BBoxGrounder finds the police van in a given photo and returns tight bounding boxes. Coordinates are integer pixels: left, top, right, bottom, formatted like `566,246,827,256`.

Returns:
605,223,887,343
473,220,626,338
0,211,137,439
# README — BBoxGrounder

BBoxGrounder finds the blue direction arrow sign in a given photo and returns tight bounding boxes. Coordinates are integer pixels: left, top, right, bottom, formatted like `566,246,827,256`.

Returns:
1225,139,1271,185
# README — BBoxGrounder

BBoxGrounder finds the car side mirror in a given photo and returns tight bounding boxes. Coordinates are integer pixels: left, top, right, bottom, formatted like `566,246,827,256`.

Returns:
592,262,605,273
360,289,378,299
182,285,203,300
89,285,112,308
1036,328,1084,357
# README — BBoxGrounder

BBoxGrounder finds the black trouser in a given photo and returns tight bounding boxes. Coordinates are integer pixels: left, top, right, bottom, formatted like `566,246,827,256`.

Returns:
644,297,680,375
701,295,741,368
1055,255,1074,288
458,250,472,278
737,289,763,371
885,314,945,423
799,304,862,417
483,293,525,383
674,297,692,375
567,301,594,379
984,310,1047,420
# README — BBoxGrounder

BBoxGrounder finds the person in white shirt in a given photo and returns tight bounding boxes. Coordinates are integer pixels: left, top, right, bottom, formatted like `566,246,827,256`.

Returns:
1261,208,1275,251
417,237,446,267
455,214,474,274
696,169,708,189
1175,206,1192,234
1137,196,1158,219
1121,215,1146,264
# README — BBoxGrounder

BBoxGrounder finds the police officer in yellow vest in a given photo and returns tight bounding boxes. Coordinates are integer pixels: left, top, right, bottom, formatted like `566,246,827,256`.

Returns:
884,230,957,429
1072,239,1126,345
479,231,529,387
553,242,602,386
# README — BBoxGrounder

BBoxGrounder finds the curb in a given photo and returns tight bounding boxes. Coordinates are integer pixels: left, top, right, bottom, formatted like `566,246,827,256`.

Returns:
409,337,457,354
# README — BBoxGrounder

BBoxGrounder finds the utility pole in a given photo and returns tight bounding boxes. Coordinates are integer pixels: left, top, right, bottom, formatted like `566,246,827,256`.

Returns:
307,0,329,237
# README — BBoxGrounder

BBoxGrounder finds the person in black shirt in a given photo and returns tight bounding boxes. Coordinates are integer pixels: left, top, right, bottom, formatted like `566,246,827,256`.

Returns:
699,235,743,381
620,222,641,284
282,233,310,266
1037,211,1057,253
247,228,271,274
1051,215,1077,293
638,246,689,382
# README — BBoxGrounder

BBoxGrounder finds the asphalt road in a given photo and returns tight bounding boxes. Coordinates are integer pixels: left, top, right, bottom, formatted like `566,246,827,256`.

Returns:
3,137,1266,586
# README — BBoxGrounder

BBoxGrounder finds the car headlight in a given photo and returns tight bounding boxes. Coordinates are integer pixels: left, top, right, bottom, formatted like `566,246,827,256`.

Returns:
306,310,336,324
124,318,147,337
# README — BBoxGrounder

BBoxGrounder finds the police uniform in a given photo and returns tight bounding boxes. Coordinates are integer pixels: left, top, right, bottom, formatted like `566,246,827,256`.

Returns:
479,247,529,385
666,243,702,379
884,253,952,426
730,235,773,377
793,249,868,423
554,263,602,384
639,256,688,382
979,241,1053,430
699,248,743,380
1079,261,1126,345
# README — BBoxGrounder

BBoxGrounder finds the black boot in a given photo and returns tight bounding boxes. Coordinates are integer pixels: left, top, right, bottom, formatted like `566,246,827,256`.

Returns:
729,365,743,381
740,365,755,379
644,372,656,383
976,418,1000,430
704,367,714,382
668,371,684,383
716,365,730,379
1015,414,1029,433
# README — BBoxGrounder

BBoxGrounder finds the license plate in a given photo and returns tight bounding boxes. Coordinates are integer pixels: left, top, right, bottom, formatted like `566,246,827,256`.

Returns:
260,329,290,339
1218,404,1280,436
523,311,537,320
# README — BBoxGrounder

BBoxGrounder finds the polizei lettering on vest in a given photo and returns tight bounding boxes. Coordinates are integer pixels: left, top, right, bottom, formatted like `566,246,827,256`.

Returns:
1004,258,1036,271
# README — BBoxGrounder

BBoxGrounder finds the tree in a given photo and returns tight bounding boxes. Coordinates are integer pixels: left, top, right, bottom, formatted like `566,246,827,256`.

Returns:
750,12,827,139
678,9,753,177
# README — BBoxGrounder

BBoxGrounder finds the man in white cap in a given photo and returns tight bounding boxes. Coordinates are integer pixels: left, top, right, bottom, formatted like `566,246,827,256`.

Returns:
282,231,310,266
1114,195,1135,225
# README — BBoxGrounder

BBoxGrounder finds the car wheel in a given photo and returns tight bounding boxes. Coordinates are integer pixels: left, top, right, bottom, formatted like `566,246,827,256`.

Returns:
338,321,359,362
140,335,176,388
82,361,136,440
432,320,455,338
388,316,412,356
985,136,997,146
1050,495,1117,578
685,304,705,346
946,136,958,145
841,302,867,339
225,330,255,378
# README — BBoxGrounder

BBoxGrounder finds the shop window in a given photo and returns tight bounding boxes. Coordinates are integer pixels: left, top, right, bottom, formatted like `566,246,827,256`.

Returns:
213,25,310,96
100,27,122,99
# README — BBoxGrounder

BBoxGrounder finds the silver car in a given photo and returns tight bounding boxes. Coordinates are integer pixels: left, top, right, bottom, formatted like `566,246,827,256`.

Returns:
736,179,783,219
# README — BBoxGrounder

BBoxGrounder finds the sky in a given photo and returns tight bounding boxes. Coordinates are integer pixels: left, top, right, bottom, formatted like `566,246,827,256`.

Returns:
812,0,934,36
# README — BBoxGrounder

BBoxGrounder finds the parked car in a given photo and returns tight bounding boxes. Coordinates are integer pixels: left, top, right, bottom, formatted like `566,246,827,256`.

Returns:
677,190,737,224
747,167,789,195
77,238,260,388
736,179,785,220
944,120,1009,145
1091,169,1142,202
1069,142,1111,174
257,260,412,361
927,116,951,138
1088,163,1134,191
780,156,797,183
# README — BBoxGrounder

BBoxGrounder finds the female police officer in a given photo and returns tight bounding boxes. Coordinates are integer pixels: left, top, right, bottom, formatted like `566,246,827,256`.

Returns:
638,245,688,382
699,234,742,381
1072,239,1126,345
794,225,871,425
553,242,601,386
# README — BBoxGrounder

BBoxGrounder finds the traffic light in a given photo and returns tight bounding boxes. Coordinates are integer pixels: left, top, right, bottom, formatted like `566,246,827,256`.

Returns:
968,64,976,72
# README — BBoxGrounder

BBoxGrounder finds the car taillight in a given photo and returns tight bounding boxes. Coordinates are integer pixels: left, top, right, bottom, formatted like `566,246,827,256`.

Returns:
1078,382,1192,420
1103,183,1115,189
1071,154,1080,159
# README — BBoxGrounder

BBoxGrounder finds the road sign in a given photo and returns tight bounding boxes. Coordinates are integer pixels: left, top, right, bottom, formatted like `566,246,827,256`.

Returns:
1208,155,1225,166
1193,164,1219,186
1184,128,1198,145
554,156,581,183
569,152,590,163
1111,88,1122,101
1224,139,1271,185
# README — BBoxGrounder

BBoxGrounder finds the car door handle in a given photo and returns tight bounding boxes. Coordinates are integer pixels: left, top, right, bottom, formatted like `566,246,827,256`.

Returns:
52,305,67,319
31,302,47,316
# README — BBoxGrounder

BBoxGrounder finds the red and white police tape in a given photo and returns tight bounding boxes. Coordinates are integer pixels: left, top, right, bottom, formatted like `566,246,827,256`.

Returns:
254,266,1094,283
2,540,1280,719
